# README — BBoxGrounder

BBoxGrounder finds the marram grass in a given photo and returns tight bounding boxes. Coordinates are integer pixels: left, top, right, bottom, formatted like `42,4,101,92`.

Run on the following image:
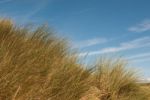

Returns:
0,19,149,100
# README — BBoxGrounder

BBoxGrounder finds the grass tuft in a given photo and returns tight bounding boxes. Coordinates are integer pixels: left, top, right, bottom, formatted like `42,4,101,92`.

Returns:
0,19,149,100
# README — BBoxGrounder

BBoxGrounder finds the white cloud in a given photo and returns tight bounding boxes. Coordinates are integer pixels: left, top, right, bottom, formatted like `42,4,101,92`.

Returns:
10,0,49,24
130,57,150,63
79,36,150,57
74,38,107,48
127,52,150,60
26,1,48,18
128,19,150,32
125,52,150,63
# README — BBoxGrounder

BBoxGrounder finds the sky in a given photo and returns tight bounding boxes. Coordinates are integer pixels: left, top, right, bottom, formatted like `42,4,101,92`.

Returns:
0,0,150,80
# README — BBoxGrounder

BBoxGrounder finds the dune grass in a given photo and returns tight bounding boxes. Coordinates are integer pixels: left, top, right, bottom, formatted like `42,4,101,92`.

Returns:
0,19,149,100
92,59,150,100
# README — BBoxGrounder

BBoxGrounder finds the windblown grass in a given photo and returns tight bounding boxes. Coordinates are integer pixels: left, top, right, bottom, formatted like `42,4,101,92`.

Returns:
0,19,91,100
0,19,149,100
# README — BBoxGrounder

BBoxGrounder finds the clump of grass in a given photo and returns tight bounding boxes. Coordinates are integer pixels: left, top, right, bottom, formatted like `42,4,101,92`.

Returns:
92,58,149,100
0,19,150,100
0,19,91,100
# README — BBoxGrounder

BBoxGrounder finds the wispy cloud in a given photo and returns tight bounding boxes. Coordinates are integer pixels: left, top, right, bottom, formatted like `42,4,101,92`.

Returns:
11,0,49,24
79,36,150,56
26,1,48,18
0,0,13,4
128,19,150,32
125,52,150,64
131,57,150,63
74,38,107,48
127,52,150,60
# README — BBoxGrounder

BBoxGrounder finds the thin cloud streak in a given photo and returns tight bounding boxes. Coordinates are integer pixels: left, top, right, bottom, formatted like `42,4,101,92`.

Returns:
26,1,48,18
74,38,107,48
11,0,49,24
130,57,150,63
127,52,150,60
79,36,150,56
128,19,150,32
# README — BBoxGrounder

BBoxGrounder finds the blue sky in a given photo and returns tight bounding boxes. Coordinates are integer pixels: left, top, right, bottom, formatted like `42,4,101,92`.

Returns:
0,0,150,80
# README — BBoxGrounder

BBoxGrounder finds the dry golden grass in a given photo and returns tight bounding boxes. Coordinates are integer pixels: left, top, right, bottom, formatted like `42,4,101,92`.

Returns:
0,19,150,100
0,19,91,100
91,59,150,100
